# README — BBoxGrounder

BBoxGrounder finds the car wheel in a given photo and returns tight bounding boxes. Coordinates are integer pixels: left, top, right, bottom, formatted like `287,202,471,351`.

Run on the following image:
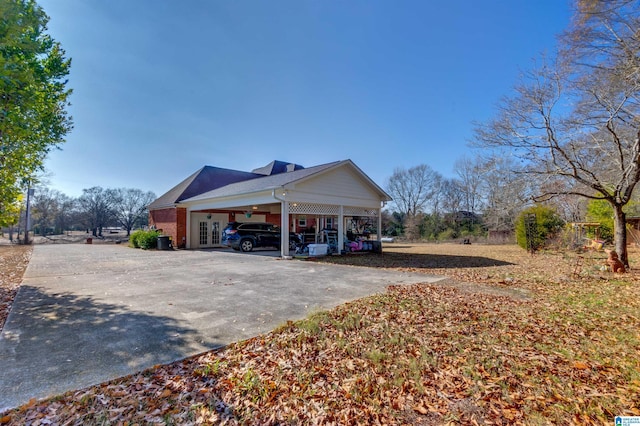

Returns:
240,239,254,252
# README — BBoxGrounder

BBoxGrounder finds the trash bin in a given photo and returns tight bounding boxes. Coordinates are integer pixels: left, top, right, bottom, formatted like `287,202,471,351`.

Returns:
157,235,172,250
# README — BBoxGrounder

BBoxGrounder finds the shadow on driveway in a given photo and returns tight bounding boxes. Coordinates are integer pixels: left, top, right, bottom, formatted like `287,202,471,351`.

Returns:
0,285,217,412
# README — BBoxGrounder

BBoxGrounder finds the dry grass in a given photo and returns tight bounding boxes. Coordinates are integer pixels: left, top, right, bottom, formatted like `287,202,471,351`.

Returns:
1,243,639,425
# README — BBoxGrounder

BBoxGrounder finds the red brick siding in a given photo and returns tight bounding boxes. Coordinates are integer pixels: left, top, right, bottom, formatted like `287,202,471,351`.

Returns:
176,208,187,248
265,212,281,224
226,211,280,225
149,208,178,244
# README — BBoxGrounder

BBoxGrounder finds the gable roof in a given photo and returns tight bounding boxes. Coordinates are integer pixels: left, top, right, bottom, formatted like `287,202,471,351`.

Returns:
148,166,262,210
181,159,392,203
150,159,392,209
181,161,341,202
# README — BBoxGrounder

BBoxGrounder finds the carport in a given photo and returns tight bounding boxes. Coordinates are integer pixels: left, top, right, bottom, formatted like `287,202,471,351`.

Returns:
179,160,391,256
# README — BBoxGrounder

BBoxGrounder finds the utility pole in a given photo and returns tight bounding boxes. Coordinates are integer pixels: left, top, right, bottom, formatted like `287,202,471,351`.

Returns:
24,187,34,244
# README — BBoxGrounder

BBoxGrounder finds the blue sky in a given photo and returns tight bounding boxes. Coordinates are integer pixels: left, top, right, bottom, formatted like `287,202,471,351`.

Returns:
38,0,572,198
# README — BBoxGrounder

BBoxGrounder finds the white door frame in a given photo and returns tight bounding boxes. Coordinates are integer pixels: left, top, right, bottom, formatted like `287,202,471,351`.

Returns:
189,212,227,248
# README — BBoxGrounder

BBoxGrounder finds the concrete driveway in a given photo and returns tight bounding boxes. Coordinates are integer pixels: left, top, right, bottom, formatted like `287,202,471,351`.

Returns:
0,244,444,411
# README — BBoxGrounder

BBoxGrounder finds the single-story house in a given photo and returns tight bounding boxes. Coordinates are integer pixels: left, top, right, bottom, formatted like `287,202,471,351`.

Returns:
148,159,392,256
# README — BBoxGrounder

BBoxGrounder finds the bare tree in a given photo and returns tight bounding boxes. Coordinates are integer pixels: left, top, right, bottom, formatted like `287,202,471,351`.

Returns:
386,164,443,217
454,156,483,214
112,188,156,236
439,178,464,217
54,193,76,234
77,187,116,237
478,155,532,232
538,180,588,223
31,187,61,236
473,0,640,266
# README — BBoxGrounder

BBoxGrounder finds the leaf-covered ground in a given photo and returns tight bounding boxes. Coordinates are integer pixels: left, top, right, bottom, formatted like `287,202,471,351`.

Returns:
1,243,639,425
0,244,32,332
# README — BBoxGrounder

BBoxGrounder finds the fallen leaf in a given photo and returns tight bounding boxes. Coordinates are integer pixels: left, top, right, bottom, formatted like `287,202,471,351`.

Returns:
414,404,428,415
3,245,640,425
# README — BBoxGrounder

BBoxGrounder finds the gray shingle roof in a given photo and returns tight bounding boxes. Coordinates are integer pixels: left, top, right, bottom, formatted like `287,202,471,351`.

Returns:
181,161,343,202
148,166,262,210
150,159,391,209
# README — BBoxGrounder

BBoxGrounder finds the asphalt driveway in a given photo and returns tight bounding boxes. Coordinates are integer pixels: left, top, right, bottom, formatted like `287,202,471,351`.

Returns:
0,244,444,411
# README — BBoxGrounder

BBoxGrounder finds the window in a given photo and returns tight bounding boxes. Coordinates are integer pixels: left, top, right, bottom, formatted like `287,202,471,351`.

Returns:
325,217,333,229
298,216,307,227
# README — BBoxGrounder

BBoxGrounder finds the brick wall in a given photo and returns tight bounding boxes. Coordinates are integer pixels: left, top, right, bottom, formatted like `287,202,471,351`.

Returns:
176,208,187,248
149,208,177,244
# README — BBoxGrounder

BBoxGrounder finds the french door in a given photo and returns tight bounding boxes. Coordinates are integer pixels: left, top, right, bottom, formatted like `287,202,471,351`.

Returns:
198,220,221,247
192,213,227,248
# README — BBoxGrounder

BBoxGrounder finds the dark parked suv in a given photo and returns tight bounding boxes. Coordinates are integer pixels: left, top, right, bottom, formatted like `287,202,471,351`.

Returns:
222,222,282,252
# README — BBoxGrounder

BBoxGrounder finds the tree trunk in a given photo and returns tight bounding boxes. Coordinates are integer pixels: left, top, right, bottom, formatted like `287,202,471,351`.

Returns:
613,204,628,267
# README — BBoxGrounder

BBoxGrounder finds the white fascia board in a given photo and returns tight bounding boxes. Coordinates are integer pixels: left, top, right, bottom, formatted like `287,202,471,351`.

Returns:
179,190,276,211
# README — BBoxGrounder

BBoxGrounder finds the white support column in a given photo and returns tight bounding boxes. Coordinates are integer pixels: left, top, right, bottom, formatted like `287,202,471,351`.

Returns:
338,205,344,255
281,200,290,257
378,207,382,242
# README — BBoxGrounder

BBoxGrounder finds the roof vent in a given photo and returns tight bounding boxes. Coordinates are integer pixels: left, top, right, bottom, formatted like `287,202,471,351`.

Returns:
252,160,305,175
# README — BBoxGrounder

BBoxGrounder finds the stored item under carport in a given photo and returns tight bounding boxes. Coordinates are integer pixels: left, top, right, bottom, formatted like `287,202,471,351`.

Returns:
308,244,328,257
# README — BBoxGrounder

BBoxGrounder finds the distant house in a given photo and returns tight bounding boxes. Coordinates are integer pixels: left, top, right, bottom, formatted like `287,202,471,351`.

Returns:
148,160,391,256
